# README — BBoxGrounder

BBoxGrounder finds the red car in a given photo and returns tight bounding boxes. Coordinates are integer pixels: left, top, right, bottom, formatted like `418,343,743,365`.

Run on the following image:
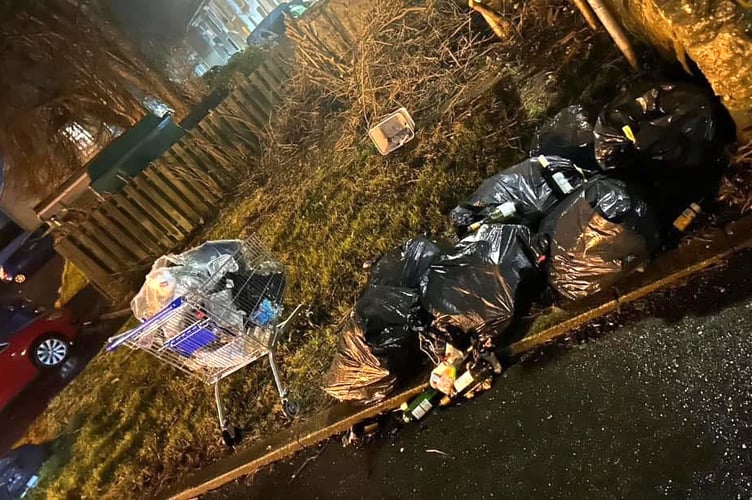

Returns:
0,301,79,411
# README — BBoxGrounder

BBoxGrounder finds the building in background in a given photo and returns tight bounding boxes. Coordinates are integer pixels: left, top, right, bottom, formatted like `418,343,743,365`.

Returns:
185,0,319,75
187,0,283,75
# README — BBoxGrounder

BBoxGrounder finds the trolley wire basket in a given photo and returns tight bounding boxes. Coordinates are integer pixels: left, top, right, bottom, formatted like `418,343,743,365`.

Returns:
108,235,302,447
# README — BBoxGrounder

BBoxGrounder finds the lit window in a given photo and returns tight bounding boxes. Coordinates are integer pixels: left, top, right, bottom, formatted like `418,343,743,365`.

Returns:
63,123,96,155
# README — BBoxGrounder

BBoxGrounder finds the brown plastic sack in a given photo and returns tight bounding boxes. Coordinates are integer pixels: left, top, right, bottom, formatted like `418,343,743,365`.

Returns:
323,319,397,404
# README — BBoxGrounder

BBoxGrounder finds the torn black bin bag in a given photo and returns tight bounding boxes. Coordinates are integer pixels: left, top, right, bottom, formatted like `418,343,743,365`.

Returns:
421,251,516,348
369,236,444,290
593,82,728,174
449,156,589,233
539,177,660,301
530,105,598,172
323,319,397,404
355,286,425,380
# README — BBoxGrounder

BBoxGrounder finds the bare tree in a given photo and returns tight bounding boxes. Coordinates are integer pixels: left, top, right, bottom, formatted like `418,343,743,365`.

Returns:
0,0,190,197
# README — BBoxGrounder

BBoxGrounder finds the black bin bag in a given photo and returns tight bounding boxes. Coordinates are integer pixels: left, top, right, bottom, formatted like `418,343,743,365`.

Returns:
369,236,444,290
323,319,397,404
594,82,729,174
354,285,426,380
539,177,660,301
451,224,541,295
449,156,589,233
530,105,598,171
420,225,540,346
421,255,514,346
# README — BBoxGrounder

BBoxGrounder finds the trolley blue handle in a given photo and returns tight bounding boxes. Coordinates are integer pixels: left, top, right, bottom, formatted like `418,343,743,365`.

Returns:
107,297,185,351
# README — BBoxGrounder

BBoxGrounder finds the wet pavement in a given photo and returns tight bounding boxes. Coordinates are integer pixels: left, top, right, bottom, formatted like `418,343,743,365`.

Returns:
0,259,122,455
208,252,752,499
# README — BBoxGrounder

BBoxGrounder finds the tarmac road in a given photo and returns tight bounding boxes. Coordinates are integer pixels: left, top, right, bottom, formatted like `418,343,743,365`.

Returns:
208,251,752,499
0,255,64,308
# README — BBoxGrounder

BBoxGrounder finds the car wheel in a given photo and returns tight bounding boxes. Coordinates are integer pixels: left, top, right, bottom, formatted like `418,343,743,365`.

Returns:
14,274,26,284
32,336,70,368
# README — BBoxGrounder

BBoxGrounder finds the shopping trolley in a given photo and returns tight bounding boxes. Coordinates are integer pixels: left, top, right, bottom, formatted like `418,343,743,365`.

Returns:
108,236,302,447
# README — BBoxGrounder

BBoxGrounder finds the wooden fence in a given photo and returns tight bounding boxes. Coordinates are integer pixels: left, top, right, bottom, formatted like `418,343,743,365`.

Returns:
55,43,294,301
54,0,375,302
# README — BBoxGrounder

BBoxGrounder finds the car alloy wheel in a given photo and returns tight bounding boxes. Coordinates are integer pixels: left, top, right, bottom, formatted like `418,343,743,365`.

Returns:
14,274,26,284
34,337,69,367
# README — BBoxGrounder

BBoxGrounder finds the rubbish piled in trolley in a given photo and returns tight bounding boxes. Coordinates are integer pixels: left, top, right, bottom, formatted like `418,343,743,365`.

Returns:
108,236,302,448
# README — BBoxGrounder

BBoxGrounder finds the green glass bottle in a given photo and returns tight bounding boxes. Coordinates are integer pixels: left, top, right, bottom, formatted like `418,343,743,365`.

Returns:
400,388,438,423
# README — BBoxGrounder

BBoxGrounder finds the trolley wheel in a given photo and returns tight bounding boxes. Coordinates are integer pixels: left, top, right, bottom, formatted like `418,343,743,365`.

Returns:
283,399,300,418
222,430,236,449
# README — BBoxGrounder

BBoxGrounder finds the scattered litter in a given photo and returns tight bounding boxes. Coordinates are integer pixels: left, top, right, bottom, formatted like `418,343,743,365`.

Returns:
290,442,329,484
426,449,448,456
327,81,734,426
363,421,380,435
401,388,438,423
341,428,360,448
368,107,415,155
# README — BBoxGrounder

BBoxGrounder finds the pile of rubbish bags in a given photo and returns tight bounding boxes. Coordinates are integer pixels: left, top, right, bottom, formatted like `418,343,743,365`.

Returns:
325,81,733,407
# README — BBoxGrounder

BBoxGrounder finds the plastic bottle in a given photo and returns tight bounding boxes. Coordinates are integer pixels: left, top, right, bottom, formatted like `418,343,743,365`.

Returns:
400,388,438,423
437,360,495,407
672,202,702,233
429,361,457,395
429,344,468,395
468,201,517,232
537,155,574,198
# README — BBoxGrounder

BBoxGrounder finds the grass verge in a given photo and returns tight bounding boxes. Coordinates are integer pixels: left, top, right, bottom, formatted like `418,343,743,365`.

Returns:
22,1,628,497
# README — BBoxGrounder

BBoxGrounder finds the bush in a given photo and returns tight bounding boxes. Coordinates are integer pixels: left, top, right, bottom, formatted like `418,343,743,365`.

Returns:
202,46,270,91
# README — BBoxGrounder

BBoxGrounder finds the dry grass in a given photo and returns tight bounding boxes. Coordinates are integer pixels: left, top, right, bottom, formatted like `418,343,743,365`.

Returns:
22,1,626,497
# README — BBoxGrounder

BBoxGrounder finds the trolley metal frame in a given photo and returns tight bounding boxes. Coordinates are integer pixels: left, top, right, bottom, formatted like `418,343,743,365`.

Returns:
108,236,302,446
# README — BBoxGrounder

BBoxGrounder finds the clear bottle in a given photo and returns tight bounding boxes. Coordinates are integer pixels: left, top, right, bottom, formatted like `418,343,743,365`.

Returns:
537,155,574,198
468,201,517,232
452,361,494,396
